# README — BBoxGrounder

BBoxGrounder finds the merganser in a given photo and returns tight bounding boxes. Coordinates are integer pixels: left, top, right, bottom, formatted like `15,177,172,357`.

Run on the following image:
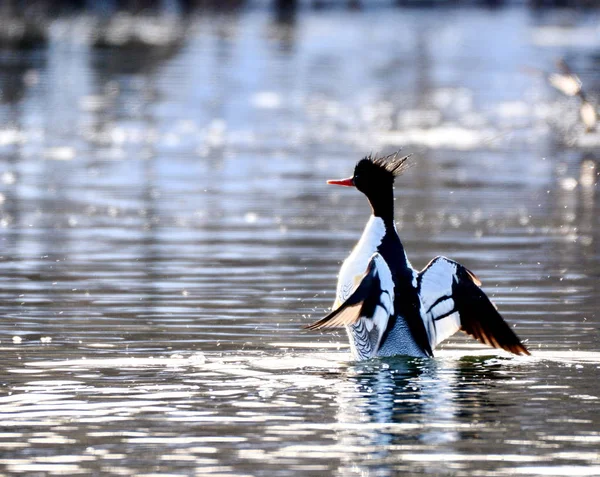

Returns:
548,59,597,133
306,153,530,360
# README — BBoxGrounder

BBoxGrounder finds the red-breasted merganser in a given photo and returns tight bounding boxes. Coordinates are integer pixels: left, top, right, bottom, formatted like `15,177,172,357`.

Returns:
306,153,530,360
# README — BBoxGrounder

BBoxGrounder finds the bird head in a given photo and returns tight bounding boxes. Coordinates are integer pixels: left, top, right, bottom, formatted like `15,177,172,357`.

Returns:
327,152,412,197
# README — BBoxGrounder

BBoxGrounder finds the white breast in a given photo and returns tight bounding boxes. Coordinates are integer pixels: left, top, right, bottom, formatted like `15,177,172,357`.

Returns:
335,216,387,306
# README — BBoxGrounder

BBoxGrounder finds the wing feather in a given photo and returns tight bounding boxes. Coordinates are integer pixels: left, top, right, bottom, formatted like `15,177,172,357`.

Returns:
305,257,378,330
304,303,363,330
305,253,394,360
418,257,529,356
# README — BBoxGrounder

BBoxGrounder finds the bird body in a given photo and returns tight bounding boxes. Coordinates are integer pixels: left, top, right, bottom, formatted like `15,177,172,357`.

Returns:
306,153,529,360
333,216,428,359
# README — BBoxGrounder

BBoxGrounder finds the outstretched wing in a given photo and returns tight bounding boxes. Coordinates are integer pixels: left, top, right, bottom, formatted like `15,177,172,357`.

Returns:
305,253,394,359
418,256,529,356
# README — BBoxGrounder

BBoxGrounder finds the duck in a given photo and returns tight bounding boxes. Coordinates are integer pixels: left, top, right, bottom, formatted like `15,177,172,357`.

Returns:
306,153,530,360
547,59,597,133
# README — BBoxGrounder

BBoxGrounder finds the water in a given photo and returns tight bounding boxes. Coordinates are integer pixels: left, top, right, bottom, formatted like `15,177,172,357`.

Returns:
1,5,599,476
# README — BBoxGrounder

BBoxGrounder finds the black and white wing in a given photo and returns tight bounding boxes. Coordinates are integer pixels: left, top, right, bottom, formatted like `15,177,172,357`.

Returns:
305,253,394,360
418,256,530,356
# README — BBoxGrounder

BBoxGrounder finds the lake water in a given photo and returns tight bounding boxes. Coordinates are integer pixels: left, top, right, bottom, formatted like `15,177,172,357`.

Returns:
0,5,599,476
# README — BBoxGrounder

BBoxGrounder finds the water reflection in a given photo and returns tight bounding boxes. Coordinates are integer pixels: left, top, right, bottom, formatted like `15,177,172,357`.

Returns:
1,349,599,476
334,356,509,475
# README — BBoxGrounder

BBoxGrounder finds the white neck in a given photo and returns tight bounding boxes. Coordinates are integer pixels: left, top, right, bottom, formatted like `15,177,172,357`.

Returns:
354,215,386,256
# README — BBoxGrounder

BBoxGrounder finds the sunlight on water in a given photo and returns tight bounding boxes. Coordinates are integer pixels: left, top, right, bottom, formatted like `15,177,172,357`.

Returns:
2,348,599,475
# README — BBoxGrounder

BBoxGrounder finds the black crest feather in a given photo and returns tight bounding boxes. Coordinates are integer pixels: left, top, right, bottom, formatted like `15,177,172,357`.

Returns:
367,151,413,178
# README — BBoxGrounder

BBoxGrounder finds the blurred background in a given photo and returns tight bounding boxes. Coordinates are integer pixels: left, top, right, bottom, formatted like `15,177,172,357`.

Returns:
0,1,599,476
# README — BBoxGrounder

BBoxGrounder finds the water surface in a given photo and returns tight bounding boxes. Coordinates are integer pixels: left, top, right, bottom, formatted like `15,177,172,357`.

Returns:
0,6,599,477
